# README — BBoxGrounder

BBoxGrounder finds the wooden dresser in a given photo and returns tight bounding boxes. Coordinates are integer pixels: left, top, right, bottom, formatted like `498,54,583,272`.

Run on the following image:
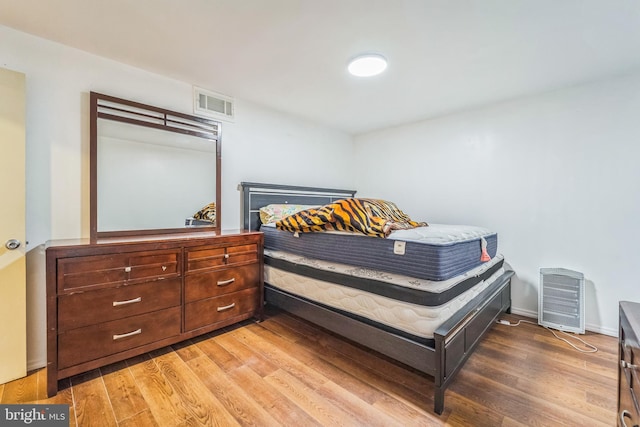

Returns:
46,230,263,397
619,301,640,427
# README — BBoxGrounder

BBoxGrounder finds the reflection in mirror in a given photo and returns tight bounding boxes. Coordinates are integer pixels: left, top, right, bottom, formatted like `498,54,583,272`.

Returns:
90,92,221,242
97,120,217,232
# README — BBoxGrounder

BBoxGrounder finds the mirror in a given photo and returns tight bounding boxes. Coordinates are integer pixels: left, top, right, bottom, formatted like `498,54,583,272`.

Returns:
90,92,221,242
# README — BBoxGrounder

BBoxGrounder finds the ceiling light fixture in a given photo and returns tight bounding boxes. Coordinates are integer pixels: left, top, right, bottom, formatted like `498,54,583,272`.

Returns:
347,53,387,77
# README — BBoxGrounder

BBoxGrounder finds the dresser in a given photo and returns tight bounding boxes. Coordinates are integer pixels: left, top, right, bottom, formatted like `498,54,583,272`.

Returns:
46,230,263,397
619,301,640,427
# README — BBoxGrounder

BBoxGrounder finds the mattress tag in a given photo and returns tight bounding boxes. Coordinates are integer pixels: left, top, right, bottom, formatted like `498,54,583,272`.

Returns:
393,241,406,255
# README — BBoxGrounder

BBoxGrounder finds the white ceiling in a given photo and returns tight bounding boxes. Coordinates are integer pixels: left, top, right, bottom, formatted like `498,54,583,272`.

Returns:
1,0,640,135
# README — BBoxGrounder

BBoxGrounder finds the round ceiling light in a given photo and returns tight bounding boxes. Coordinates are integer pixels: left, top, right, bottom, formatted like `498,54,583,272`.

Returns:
347,53,387,77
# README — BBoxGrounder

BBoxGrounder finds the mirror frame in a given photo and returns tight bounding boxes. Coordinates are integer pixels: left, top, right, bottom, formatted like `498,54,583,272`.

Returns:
89,92,221,243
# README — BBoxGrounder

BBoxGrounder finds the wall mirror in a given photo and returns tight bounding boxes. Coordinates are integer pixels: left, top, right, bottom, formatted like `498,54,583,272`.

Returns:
90,92,221,242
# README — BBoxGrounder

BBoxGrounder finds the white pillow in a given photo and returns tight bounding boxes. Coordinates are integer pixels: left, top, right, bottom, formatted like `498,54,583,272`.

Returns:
259,204,318,224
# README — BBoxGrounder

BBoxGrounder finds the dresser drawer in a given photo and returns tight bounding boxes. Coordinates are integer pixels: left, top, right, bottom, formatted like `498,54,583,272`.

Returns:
58,249,180,291
58,306,181,369
184,287,260,331
186,243,258,273
619,365,640,426
185,264,259,303
58,278,181,331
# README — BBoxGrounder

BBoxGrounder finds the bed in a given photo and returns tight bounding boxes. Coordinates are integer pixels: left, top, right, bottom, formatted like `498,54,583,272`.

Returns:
240,182,513,414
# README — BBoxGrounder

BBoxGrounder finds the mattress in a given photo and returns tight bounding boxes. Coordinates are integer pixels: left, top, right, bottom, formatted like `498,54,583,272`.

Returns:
265,249,505,306
264,260,506,342
262,223,498,281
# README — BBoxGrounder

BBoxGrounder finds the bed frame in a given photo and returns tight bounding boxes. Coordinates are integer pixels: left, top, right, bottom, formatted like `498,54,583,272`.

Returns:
240,182,513,414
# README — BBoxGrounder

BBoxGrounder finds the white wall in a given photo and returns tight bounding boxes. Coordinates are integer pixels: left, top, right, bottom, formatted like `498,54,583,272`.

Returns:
354,72,640,336
0,25,354,370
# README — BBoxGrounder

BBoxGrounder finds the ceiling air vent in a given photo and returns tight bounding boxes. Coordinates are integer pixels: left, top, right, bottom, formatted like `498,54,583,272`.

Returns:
193,86,234,122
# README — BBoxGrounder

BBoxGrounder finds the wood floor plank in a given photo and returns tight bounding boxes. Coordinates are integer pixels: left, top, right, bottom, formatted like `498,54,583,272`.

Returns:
249,318,432,401
173,337,208,364
118,409,160,427
586,358,618,380
483,324,617,391
371,392,441,426
150,348,244,427
264,368,363,426
285,320,434,398
510,348,612,396
35,368,48,401
70,369,117,427
260,316,440,424
467,349,616,407
213,331,279,378
490,321,616,368
184,354,279,427
231,325,331,391
532,328,613,358
125,353,193,426
451,368,611,427
170,338,203,363
194,333,244,372
501,416,531,427
226,365,321,427
1,369,40,403
315,378,405,427
515,349,615,402
464,352,614,424
260,310,323,343
459,354,520,388
273,324,433,408
441,391,505,427
258,317,390,404
586,387,617,412
31,376,75,427
33,380,75,406
512,375,613,425
100,360,149,423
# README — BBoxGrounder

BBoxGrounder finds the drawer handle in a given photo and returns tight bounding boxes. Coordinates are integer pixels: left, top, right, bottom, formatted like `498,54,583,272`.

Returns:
112,297,142,307
217,303,236,312
217,278,236,286
224,254,230,260
620,409,631,427
113,328,142,341
162,265,167,271
124,266,132,273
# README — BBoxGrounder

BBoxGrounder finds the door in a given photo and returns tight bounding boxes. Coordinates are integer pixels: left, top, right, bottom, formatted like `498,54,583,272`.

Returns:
0,67,26,383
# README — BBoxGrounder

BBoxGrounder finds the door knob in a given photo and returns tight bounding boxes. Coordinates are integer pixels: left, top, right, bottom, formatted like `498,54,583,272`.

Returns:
5,239,21,250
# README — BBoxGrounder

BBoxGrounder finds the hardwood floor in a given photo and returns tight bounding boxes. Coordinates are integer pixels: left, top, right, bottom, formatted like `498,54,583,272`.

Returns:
0,308,617,426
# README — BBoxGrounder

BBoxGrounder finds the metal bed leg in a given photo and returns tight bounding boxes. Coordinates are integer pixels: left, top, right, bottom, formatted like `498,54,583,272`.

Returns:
434,387,445,415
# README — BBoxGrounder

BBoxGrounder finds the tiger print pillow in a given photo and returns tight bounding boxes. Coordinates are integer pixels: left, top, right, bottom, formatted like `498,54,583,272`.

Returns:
192,202,216,223
275,198,427,238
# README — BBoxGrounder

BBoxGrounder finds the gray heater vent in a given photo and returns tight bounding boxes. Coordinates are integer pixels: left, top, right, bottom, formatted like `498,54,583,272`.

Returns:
538,268,585,334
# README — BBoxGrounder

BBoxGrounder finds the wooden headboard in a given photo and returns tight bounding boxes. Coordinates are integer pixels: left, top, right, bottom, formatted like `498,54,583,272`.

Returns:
239,182,356,231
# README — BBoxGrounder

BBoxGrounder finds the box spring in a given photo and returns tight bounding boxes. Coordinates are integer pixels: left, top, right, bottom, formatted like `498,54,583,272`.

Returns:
264,255,506,341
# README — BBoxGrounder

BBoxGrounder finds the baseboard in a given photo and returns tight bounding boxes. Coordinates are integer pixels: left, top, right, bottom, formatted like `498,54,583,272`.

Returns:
509,307,617,337
510,307,537,319
584,324,617,337
27,356,46,373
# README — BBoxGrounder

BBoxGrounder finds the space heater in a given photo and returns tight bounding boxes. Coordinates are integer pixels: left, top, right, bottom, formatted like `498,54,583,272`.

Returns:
538,268,585,334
